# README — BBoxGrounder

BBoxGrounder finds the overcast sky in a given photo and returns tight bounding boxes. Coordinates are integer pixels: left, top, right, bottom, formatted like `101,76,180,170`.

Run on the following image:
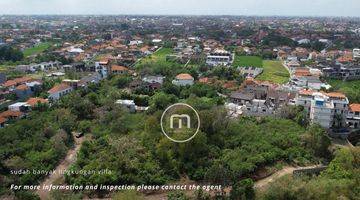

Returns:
0,0,359,17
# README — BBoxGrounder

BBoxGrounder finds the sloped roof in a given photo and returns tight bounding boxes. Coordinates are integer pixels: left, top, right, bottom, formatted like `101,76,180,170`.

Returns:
0,117,6,124
26,98,49,107
326,92,346,99
3,80,16,87
111,65,128,71
48,83,72,94
349,104,360,112
175,73,194,80
16,84,29,91
0,110,23,118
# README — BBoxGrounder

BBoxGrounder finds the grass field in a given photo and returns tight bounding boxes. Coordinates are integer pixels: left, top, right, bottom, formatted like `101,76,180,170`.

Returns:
256,60,290,84
0,64,15,72
233,55,263,67
135,47,184,70
326,79,360,103
140,47,173,64
233,55,289,84
23,42,52,57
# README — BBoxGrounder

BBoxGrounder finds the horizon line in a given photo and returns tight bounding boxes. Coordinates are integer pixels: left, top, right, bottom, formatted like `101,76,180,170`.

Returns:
1,14,360,18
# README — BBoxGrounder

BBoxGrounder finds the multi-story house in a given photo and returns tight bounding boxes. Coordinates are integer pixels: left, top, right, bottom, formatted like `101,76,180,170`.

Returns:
322,63,360,81
295,89,314,112
241,99,275,116
309,93,335,129
347,104,360,129
95,60,109,78
295,90,349,129
206,49,233,66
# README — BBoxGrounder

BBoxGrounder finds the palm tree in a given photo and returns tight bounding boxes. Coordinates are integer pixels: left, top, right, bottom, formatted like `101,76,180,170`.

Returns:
333,113,343,129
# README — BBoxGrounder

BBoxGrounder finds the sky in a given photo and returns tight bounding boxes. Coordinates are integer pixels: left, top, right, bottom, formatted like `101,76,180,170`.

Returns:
0,0,359,17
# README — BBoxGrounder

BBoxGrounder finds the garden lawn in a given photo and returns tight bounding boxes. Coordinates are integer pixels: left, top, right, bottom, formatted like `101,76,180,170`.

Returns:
23,42,52,57
256,60,290,84
233,55,263,67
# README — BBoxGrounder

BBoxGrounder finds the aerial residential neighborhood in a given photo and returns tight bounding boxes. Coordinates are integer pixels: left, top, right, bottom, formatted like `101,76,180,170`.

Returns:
0,1,359,200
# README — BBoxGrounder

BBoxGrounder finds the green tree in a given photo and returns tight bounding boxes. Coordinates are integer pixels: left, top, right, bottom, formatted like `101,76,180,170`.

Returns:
302,125,331,159
149,92,177,111
230,179,255,200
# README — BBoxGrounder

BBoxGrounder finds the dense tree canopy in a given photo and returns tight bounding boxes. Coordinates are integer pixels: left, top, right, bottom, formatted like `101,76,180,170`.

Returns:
0,46,24,62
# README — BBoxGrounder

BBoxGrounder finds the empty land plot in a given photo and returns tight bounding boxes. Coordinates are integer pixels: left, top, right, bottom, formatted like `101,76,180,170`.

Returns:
256,60,289,84
23,42,52,57
233,55,263,67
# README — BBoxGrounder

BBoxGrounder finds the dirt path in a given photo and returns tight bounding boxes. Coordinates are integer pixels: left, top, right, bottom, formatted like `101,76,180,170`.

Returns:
142,165,324,199
254,166,296,190
36,135,86,200
254,165,322,190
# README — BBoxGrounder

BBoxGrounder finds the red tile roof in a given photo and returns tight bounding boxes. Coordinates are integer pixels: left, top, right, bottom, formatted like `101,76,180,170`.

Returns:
175,73,194,80
223,81,237,89
48,83,72,94
0,117,6,124
111,65,128,71
26,98,49,107
99,59,109,65
199,77,210,83
2,77,33,88
16,84,29,91
294,68,311,77
13,77,32,84
0,110,23,118
299,89,314,96
326,92,346,99
244,77,257,85
349,104,360,112
3,80,16,87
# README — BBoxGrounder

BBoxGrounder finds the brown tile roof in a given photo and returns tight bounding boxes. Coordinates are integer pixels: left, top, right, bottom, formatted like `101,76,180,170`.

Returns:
140,46,149,51
0,117,6,124
13,77,32,84
99,59,109,65
16,84,29,91
2,77,32,87
3,80,16,87
111,65,128,72
299,89,314,96
326,92,346,99
0,110,23,118
294,71,311,77
199,77,210,83
175,73,194,80
48,83,72,94
244,77,257,85
26,98,49,107
223,81,237,89
349,104,360,112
